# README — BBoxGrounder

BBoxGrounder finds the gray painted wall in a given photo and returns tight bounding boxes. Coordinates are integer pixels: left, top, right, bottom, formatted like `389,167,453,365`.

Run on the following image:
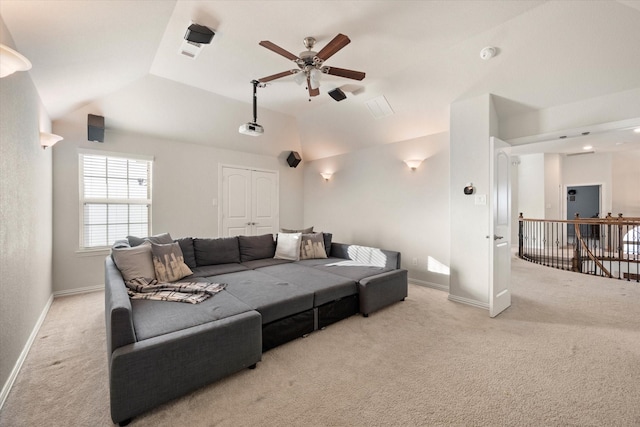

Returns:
0,18,53,402
52,105,305,294
303,132,450,290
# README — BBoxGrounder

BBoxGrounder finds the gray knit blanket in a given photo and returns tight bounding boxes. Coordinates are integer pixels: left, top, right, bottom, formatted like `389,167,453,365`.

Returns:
125,278,226,304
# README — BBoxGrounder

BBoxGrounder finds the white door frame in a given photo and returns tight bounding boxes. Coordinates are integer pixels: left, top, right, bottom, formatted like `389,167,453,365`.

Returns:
217,163,279,236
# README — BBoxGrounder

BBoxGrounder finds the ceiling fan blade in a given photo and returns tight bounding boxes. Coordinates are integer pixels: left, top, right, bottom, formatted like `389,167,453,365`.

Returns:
307,76,320,97
324,66,366,81
258,70,295,83
315,33,351,61
259,41,299,61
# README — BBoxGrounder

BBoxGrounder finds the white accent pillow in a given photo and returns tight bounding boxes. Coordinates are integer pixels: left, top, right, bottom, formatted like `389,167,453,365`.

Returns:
274,232,302,261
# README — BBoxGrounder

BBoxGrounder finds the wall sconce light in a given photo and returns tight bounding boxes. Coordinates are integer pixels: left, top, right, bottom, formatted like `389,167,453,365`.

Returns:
403,159,423,171
40,132,63,150
320,172,333,181
0,44,32,78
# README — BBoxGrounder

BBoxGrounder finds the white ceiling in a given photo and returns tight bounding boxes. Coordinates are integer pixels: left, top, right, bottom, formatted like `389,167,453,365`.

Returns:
1,1,640,160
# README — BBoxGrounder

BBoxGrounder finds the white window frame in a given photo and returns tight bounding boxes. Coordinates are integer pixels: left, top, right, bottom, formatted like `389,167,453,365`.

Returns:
78,149,153,250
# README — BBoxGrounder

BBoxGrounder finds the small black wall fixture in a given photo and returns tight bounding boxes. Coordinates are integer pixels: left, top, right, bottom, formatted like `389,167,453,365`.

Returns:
88,114,105,143
287,151,302,168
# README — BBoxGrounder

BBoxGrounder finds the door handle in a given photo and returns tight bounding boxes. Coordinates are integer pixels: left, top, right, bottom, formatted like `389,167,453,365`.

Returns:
246,222,258,226
494,235,504,240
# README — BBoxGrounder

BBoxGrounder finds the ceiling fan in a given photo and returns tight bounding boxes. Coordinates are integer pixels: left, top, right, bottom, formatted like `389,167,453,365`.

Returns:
258,33,366,98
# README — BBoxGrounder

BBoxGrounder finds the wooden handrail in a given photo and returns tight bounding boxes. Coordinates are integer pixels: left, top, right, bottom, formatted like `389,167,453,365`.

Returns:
518,212,639,282
574,222,611,278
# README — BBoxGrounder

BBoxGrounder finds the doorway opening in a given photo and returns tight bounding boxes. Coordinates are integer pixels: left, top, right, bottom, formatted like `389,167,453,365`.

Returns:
566,184,600,243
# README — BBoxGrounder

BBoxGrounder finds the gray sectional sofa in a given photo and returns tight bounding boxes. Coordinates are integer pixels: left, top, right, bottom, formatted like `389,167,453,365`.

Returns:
105,233,407,425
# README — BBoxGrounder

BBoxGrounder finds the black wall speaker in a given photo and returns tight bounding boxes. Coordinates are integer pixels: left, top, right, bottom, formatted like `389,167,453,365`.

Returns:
185,24,215,44
328,88,346,102
287,151,302,168
88,114,105,143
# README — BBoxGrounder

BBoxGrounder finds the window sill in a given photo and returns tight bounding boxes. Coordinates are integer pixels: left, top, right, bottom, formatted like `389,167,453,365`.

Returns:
76,248,110,257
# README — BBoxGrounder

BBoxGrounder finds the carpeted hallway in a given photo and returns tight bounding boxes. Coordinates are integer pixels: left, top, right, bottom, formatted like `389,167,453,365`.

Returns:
1,255,639,426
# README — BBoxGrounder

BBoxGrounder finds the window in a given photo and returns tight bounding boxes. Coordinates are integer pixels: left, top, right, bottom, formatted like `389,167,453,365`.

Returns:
79,151,152,249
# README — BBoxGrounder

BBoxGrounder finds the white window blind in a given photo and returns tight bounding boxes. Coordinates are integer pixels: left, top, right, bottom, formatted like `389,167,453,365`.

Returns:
79,152,152,249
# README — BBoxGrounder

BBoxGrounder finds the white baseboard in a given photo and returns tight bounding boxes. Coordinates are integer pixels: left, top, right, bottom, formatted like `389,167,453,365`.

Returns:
53,284,104,297
0,293,54,411
447,294,489,310
0,284,104,410
409,279,449,292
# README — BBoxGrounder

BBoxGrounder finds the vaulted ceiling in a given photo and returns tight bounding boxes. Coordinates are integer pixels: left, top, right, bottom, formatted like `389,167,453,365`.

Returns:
2,1,639,160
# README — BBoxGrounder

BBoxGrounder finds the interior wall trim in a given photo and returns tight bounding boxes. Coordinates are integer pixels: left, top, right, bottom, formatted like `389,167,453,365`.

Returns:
409,278,449,292
0,293,54,411
447,294,489,310
53,284,104,298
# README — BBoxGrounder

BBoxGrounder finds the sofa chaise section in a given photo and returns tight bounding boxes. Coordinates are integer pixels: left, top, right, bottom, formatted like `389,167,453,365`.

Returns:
105,257,262,425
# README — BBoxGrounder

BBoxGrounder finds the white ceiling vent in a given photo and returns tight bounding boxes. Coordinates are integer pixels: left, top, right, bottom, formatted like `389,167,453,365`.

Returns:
365,95,394,120
179,40,204,59
566,151,595,157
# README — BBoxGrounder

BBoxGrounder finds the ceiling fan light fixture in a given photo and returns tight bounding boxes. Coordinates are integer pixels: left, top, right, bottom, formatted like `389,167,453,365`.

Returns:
309,68,321,90
257,33,365,99
294,70,306,85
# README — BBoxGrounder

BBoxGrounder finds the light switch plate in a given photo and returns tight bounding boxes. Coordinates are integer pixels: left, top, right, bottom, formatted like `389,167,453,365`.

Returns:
475,194,487,205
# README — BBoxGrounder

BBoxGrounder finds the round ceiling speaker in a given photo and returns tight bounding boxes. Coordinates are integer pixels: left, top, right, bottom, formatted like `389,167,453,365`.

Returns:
480,46,497,60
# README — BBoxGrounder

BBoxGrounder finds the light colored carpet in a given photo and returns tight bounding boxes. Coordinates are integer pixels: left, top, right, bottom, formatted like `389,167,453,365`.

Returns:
2,255,639,426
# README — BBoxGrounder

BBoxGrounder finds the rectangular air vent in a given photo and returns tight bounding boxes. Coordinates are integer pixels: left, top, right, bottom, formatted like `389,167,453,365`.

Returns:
179,40,203,59
365,95,394,119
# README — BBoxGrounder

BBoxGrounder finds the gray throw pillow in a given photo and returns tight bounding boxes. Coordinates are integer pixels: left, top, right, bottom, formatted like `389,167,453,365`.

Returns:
127,232,173,247
112,239,131,249
300,233,328,260
111,242,156,281
281,226,314,234
238,234,276,262
193,237,241,266
151,242,193,283
322,232,332,257
175,237,197,269
274,232,302,261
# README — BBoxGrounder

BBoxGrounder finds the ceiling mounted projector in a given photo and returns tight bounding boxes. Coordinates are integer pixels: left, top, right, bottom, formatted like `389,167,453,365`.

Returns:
239,123,264,136
239,80,264,136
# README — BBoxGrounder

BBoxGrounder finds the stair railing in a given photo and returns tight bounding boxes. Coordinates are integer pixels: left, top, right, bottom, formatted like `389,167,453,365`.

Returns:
518,213,640,282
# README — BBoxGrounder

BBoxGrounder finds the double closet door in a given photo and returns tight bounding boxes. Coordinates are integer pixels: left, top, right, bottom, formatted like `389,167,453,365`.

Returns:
220,166,279,237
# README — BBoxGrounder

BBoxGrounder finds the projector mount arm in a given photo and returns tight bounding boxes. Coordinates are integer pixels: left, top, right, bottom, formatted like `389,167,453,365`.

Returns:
250,79,266,124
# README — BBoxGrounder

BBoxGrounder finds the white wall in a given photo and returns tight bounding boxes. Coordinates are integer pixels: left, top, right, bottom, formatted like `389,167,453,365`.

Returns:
449,94,494,306
561,152,612,217
517,154,545,219
499,87,640,140
0,18,53,405
515,149,638,221
612,150,640,217
544,154,562,220
52,105,304,294
302,132,450,290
